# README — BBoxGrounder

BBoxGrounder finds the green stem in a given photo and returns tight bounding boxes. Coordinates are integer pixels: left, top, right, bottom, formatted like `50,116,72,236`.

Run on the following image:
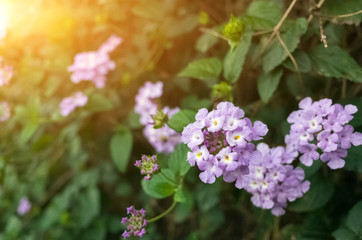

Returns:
147,201,177,223
272,216,280,240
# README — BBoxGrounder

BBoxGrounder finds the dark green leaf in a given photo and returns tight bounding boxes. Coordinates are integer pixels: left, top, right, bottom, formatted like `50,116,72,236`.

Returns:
257,68,283,103
322,0,362,24
168,144,191,176
174,187,186,203
87,93,113,112
289,174,334,212
344,145,362,173
178,58,222,82
110,128,133,173
333,201,362,239
174,188,194,223
263,18,308,72
242,1,282,30
196,180,221,212
195,33,219,53
168,109,196,133
310,45,362,82
282,50,312,73
223,30,253,84
141,172,175,198
180,95,212,111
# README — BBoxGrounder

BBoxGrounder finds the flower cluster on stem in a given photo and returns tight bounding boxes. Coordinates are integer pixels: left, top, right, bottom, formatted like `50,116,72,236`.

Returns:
285,97,362,169
135,155,159,181
135,81,181,153
121,206,147,239
181,102,268,185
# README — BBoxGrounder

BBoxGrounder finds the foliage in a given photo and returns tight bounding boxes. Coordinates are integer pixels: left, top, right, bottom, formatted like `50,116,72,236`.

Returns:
0,0,362,239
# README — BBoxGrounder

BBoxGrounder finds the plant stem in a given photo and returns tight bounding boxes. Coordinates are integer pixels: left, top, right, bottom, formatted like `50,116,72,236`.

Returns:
272,216,280,240
308,0,326,24
147,201,177,223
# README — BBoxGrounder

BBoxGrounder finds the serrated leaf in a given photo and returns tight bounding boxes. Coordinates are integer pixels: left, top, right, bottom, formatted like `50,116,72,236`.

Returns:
110,128,133,173
242,1,282,30
263,18,308,72
310,45,362,82
168,144,191,176
168,109,196,133
178,58,222,82
141,173,175,198
257,68,283,103
282,50,312,73
322,0,362,24
223,30,252,84
195,33,219,53
289,174,334,212
333,227,357,240
174,188,194,223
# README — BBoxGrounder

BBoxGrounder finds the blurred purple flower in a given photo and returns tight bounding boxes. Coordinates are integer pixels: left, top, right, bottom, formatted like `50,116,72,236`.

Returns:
135,82,181,154
0,101,10,122
121,206,147,239
0,58,13,86
17,197,31,215
285,97,362,169
60,91,88,117
68,35,122,88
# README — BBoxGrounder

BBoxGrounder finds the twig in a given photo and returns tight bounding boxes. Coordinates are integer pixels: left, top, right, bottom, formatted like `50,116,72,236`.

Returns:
199,27,228,41
253,29,273,36
319,18,328,47
276,32,303,87
308,0,326,23
335,9,362,18
258,0,299,58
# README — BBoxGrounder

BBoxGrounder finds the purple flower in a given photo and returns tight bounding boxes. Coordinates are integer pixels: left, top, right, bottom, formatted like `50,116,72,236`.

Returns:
285,97,362,169
135,82,181,154
60,92,88,117
0,58,13,86
68,35,122,88
243,143,309,216
135,155,159,181
0,101,10,122
181,102,268,186
121,206,147,239
17,197,31,215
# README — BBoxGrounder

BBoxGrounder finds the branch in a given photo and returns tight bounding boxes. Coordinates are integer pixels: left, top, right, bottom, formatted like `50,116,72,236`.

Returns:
199,27,228,41
308,0,326,23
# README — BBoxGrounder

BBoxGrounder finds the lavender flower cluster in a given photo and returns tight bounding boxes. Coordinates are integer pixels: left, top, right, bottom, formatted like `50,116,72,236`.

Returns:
285,97,362,169
121,206,147,239
242,143,310,216
68,35,123,88
135,155,159,181
135,81,181,154
60,91,88,117
0,57,13,87
181,102,268,185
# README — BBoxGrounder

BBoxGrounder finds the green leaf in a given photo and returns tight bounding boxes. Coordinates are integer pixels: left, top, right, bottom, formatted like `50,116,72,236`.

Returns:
195,33,219,53
333,201,362,239
141,172,175,198
75,186,100,228
322,0,362,24
168,144,191,176
174,187,186,203
344,145,362,173
168,109,196,133
257,68,283,103
178,58,222,82
242,1,282,30
289,174,334,212
263,18,308,72
180,95,212,111
310,45,362,82
87,93,113,112
282,50,312,73
110,128,133,173
223,30,252,84
300,160,322,178
166,15,198,38
174,188,194,223
196,180,221,212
